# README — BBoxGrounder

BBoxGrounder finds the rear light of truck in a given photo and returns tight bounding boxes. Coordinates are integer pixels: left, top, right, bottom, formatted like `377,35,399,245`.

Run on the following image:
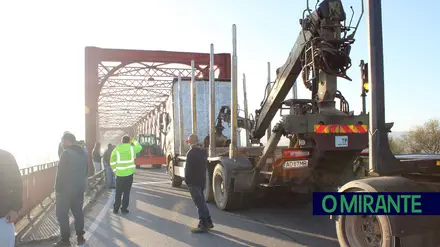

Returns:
360,149,368,156
282,149,310,159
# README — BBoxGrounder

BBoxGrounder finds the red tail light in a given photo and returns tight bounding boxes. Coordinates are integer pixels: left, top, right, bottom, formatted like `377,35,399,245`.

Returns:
282,149,310,159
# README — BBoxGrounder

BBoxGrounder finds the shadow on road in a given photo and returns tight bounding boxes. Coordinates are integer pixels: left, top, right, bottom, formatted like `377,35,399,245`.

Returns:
131,169,339,247
128,208,266,247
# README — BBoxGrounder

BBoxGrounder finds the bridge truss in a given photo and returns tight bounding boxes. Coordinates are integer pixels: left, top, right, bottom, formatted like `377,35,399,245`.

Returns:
85,47,231,174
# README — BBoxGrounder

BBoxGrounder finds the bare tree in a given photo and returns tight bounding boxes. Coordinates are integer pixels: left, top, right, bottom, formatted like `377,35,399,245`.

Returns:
388,136,405,154
400,119,440,154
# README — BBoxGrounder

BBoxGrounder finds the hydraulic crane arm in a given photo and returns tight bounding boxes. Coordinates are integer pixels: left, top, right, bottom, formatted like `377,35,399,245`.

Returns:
252,30,312,139
251,0,364,140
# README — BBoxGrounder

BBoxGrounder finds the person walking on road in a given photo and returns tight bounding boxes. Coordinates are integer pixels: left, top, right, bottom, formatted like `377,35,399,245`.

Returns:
92,142,102,173
103,144,116,189
111,136,142,214
184,134,214,233
54,133,88,246
0,149,23,247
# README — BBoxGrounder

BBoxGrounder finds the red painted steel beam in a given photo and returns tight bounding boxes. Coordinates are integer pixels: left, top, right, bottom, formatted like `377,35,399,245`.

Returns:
89,46,231,80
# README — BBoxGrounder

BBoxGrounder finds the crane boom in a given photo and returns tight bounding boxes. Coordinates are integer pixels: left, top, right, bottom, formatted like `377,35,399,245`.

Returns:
251,0,364,141
252,30,312,139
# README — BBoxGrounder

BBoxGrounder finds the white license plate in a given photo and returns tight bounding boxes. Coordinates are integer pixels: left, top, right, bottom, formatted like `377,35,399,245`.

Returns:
335,136,348,147
283,160,308,169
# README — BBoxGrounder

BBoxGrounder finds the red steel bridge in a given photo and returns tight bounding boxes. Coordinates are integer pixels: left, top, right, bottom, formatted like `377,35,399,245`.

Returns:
14,47,232,245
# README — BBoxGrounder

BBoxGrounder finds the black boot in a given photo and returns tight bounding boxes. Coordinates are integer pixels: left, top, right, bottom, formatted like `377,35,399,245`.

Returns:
190,220,208,233
53,238,70,246
207,217,214,230
77,234,86,245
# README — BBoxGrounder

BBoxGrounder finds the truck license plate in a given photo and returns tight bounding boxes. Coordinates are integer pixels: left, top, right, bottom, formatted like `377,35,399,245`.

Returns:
283,160,308,169
335,136,348,147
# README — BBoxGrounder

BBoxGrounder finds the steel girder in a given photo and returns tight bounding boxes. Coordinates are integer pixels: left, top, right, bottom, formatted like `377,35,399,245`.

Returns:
85,47,231,175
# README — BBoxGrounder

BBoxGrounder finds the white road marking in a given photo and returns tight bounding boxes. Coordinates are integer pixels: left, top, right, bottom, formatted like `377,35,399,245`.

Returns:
133,180,169,186
82,180,169,244
83,190,114,242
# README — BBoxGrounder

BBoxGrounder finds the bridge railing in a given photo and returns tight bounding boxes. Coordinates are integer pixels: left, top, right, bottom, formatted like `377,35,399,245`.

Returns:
19,162,58,222
17,161,105,223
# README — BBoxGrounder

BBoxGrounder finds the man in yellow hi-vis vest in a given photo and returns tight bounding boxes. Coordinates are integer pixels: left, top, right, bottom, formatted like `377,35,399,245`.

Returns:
110,135,142,214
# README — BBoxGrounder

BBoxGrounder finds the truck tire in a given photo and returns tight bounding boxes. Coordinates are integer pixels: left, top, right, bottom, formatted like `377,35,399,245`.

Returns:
212,164,248,210
204,168,214,203
335,189,395,247
336,215,394,247
168,160,182,188
153,164,162,169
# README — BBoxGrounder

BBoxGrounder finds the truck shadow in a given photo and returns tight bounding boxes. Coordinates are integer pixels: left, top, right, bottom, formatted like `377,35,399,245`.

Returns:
133,181,339,247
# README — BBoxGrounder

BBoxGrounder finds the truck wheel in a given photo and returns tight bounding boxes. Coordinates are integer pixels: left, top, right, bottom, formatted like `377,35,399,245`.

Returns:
336,188,394,247
204,168,214,203
168,160,182,188
212,164,248,210
336,215,394,247
153,164,162,169
136,165,140,168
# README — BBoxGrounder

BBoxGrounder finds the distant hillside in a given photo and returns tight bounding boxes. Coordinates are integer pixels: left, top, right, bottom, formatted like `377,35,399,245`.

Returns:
389,131,408,138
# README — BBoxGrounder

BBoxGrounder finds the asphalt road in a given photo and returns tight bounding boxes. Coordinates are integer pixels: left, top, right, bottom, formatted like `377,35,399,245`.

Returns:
24,168,340,247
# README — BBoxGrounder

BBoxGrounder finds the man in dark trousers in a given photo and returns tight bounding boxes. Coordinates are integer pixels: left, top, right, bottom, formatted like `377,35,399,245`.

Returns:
110,136,142,214
184,134,214,233
0,149,23,247
53,133,88,246
103,144,115,189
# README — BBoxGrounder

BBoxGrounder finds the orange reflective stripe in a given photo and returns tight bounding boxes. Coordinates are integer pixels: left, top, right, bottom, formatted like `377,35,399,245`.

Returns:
329,124,339,133
339,125,353,133
314,125,329,133
355,124,368,133
314,124,368,134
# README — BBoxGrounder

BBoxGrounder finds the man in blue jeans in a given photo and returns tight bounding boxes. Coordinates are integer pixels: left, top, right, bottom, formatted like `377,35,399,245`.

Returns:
103,144,115,189
184,134,214,233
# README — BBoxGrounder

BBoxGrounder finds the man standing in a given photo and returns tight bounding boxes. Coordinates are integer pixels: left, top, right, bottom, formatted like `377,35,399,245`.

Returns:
0,149,23,247
111,136,142,214
103,144,115,189
54,133,88,246
184,134,214,233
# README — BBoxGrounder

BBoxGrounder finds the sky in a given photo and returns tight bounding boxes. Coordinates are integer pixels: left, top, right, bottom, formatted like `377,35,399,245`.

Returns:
1,0,439,167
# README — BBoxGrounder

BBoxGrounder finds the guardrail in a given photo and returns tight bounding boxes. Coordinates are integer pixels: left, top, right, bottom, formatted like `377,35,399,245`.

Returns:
17,162,105,224
19,162,58,222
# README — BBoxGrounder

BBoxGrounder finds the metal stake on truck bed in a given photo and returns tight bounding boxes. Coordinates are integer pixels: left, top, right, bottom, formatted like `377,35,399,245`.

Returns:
229,24,238,159
209,44,216,157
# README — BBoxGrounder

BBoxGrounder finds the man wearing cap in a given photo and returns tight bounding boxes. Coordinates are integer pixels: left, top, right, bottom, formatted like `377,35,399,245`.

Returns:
53,132,88,246
185,134,214,233
111,136,142,214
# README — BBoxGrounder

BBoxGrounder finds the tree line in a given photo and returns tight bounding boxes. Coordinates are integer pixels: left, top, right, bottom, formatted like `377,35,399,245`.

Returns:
388,119,440,154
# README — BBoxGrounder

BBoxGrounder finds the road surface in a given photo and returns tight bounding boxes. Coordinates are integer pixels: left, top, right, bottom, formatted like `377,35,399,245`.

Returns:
22,168,339,247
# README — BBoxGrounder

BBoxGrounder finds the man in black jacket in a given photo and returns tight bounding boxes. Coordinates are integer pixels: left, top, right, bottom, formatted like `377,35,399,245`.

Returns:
53,133,88,246
184,134,214,233
0,149,23,246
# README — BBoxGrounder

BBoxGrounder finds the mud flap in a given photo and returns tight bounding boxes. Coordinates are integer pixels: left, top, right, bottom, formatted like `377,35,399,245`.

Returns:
218,156,254,192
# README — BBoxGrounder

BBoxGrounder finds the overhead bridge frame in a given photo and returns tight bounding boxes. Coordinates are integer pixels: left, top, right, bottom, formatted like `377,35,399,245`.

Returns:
85,47,231,175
